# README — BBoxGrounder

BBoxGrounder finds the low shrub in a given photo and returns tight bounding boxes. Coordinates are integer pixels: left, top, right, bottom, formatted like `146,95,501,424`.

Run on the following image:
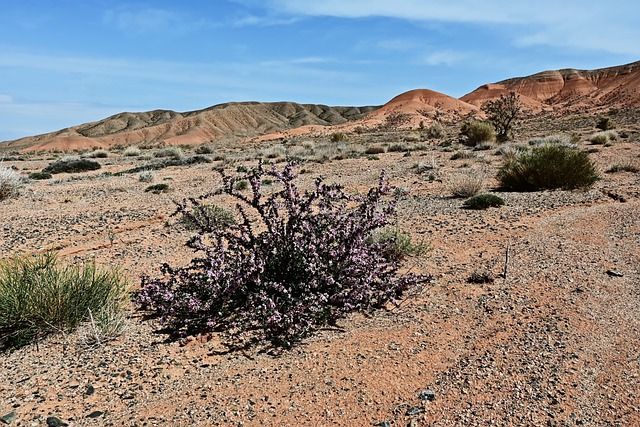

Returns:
84,149,109,158
179,203,236,230
596,116,615,131
42,158,101,174
0,167,24,200
365,145,386,155
136,162,427,348
195,145,215,155
463,193,505,210
138,170,155,183
145,183,170,193
116,155,212,175
28,171,52,180
330,131,347,142
460,121,496,147
154,146,184,160
447,169,487,198
369,227,430,262
426,124,445,139
606,161,639,174
497,144,599,191
123,146,141,157
589,130,618,145
0,252,128,349
450,151,476,160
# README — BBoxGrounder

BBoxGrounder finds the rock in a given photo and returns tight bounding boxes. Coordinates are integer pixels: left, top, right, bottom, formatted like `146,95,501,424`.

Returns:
46,417,68,427
0,412,17,425
405,407,424,416
606,269,624,277
375,422,391,427
84,384,95,396
419,389,436,401
86,410,104,418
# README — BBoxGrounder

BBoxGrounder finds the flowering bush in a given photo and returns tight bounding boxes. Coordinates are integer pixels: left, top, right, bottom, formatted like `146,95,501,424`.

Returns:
137,161,425,348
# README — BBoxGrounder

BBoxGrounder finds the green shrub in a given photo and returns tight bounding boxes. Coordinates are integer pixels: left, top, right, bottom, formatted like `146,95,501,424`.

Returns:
0,252,128,349
195,145,215,154
43,158,101,174
369,227,430,262
28,171,52,180
596,116,615,131
497,144,599,191
84,149,109,158
460,121,497,147
606,161,639,173
330,131,347,142
463,194,505,210
426,124,445,139
179,203,236,230
145,183,170,194
0,167,24,200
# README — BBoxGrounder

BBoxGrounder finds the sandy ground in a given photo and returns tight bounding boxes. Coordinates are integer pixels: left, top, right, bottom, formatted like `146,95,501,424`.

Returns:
1,128,639,426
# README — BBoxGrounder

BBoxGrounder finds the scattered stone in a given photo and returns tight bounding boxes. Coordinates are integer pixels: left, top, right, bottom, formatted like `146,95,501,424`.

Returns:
606,269,624,277
0,412,17,425
84,384,95,396
86,411,104,419
405,407,424,416
419,389,436,401
46,416,68,427
375,422,391,427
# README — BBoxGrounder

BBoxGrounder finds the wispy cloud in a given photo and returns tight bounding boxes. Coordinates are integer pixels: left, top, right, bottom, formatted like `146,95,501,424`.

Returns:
261,0,640,56
422,50,468,66
102,6,209,35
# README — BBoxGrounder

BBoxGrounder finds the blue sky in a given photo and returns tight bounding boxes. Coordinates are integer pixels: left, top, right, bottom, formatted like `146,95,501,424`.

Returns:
1,0,638,142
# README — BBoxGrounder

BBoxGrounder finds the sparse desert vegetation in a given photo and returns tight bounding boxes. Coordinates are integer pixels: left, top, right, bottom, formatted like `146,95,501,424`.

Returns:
1,68,640,427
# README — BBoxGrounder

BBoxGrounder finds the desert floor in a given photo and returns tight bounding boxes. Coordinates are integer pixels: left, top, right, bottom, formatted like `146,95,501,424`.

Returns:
1,119,639,426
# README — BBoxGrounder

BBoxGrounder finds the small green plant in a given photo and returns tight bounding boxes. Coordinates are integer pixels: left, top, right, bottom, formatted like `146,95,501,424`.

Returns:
463,193,505,210
0,252,128,349
234,179,250,190
179,203,236,230
122,146,141,157
138,170,155,183
606,161,639,173
195,145,215,155
426,124,445,139
330,131,347,142
369,227,430,262
497,144,599,191
460,121,497,147
596,116,615,131
145,183,170,194
42,158,101,174
28,171,52,180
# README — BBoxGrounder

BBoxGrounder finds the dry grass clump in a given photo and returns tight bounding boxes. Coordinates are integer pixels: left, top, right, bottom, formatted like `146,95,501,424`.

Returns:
154,146,184,160
447,169,487,198
262,144,288,160
0,166,23,201
123,146,141,157
138,170,155,182
589,130,618,145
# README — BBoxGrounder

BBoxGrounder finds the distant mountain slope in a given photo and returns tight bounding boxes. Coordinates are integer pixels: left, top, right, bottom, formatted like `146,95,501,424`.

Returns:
4,102,378,152
461,61,640,111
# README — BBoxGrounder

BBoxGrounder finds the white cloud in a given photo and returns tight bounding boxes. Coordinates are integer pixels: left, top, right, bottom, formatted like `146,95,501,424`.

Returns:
261,0,640,56
423,50,467,66
103,7,209,35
